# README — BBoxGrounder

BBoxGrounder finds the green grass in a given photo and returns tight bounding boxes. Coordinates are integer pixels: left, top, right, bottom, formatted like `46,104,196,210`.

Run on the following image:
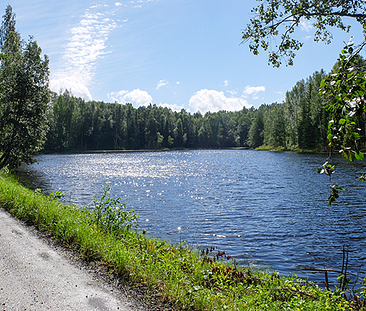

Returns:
255,145,327,153
255,146,287,151
0,173,363,310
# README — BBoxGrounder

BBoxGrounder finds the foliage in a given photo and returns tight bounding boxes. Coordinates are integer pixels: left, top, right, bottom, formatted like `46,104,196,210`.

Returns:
92,184,138,233
35,188,65,200
45,91,256,151
320,41,366,162
248,109,265,148
317,160,345,205
42,64,335,155
45,70,335,154
48,190,65,200
243,1,366,204
0,173,362,310
316,41,366,203
0,5,50,170
242,0,366,67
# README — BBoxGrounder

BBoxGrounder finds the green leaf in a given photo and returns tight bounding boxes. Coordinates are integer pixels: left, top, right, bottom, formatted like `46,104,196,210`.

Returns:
355,153,362,160
355,151,364,161
338,119,346,125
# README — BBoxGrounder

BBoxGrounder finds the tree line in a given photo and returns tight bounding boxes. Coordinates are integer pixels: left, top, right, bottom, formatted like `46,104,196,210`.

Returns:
45,90,254,151
45,67,362,153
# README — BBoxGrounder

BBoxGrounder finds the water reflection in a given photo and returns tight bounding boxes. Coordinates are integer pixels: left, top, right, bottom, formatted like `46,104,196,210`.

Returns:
17,150,366,286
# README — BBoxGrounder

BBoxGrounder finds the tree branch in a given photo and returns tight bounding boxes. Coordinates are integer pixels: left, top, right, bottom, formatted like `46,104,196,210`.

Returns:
346,41,366,67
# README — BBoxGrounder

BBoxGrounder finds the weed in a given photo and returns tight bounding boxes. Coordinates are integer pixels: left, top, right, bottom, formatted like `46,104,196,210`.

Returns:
92,184,138,234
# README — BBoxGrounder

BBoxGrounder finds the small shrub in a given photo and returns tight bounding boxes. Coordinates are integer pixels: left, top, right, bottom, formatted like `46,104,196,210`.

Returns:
49,190,65,200
92,185,138,234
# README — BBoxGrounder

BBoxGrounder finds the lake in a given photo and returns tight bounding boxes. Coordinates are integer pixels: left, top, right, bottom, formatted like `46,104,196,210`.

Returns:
17,149,366,286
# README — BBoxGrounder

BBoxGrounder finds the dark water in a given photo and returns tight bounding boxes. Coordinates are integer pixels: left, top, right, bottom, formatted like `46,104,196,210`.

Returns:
18,150,366,286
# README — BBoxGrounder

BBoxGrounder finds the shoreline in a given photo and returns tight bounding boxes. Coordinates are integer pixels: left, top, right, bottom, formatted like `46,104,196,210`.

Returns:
38,146,250,156
37,145,331,157
0,173,359,310
0,208,149,310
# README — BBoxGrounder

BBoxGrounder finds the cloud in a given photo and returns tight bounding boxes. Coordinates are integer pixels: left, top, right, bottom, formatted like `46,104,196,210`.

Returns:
108,89,153,106
243,85,265,96
115,2,123,6
50,7,117,100
224,80,229,87
159,103,187,112
64,12,117,79
300,19,313,32
226,90,237,96
157,79,168,89
189,89,252,114
50,77,92,101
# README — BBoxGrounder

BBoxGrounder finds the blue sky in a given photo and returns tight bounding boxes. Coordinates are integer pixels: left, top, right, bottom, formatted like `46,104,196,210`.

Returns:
7,0,365,113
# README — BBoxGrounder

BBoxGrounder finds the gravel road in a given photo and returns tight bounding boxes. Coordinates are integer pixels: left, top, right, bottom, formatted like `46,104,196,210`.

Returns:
0,208,144,311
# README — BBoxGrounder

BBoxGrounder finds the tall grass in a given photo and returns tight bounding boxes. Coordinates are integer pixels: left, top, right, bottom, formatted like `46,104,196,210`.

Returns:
0,173,360,310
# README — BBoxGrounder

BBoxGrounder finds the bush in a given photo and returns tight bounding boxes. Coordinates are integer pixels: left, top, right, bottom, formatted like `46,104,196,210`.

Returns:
92,185,138,234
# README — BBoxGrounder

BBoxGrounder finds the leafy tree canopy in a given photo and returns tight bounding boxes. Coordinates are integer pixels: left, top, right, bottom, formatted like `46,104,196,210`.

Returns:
242,0,366,67
320,40,366,162
0,5,50,170
243,1,366,204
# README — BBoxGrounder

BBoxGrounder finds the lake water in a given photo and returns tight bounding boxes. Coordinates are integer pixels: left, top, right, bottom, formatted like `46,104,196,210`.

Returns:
17,149,366,286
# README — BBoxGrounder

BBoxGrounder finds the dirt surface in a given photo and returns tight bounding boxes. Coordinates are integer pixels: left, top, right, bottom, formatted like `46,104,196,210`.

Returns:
0,208,152,311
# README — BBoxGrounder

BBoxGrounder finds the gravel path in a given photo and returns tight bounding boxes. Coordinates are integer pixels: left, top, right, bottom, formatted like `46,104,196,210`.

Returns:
0,208,143,311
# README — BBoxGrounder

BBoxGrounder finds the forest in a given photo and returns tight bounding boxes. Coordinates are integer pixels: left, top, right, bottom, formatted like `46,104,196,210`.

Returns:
44,67,365,153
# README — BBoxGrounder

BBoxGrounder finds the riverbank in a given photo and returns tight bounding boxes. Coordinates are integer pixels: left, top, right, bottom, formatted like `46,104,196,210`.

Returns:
255,145,328,153
39,146,250,156
0,207,145,310
0,173,360,310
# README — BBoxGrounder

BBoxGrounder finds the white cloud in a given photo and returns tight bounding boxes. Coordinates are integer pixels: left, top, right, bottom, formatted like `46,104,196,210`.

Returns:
226,90,237,96
50,7,117,101
189,89,252,114
300,19,313,32
157,79,168,89
224,80,229,87
159,103,187,112
243,85,265,96
176,81,180,85
115,2,123,6
50,77,92,101
108,89,153,106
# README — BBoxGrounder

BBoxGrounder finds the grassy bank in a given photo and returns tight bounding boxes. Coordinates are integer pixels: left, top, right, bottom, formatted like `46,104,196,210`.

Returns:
0,173,361,310
255,145,326,153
